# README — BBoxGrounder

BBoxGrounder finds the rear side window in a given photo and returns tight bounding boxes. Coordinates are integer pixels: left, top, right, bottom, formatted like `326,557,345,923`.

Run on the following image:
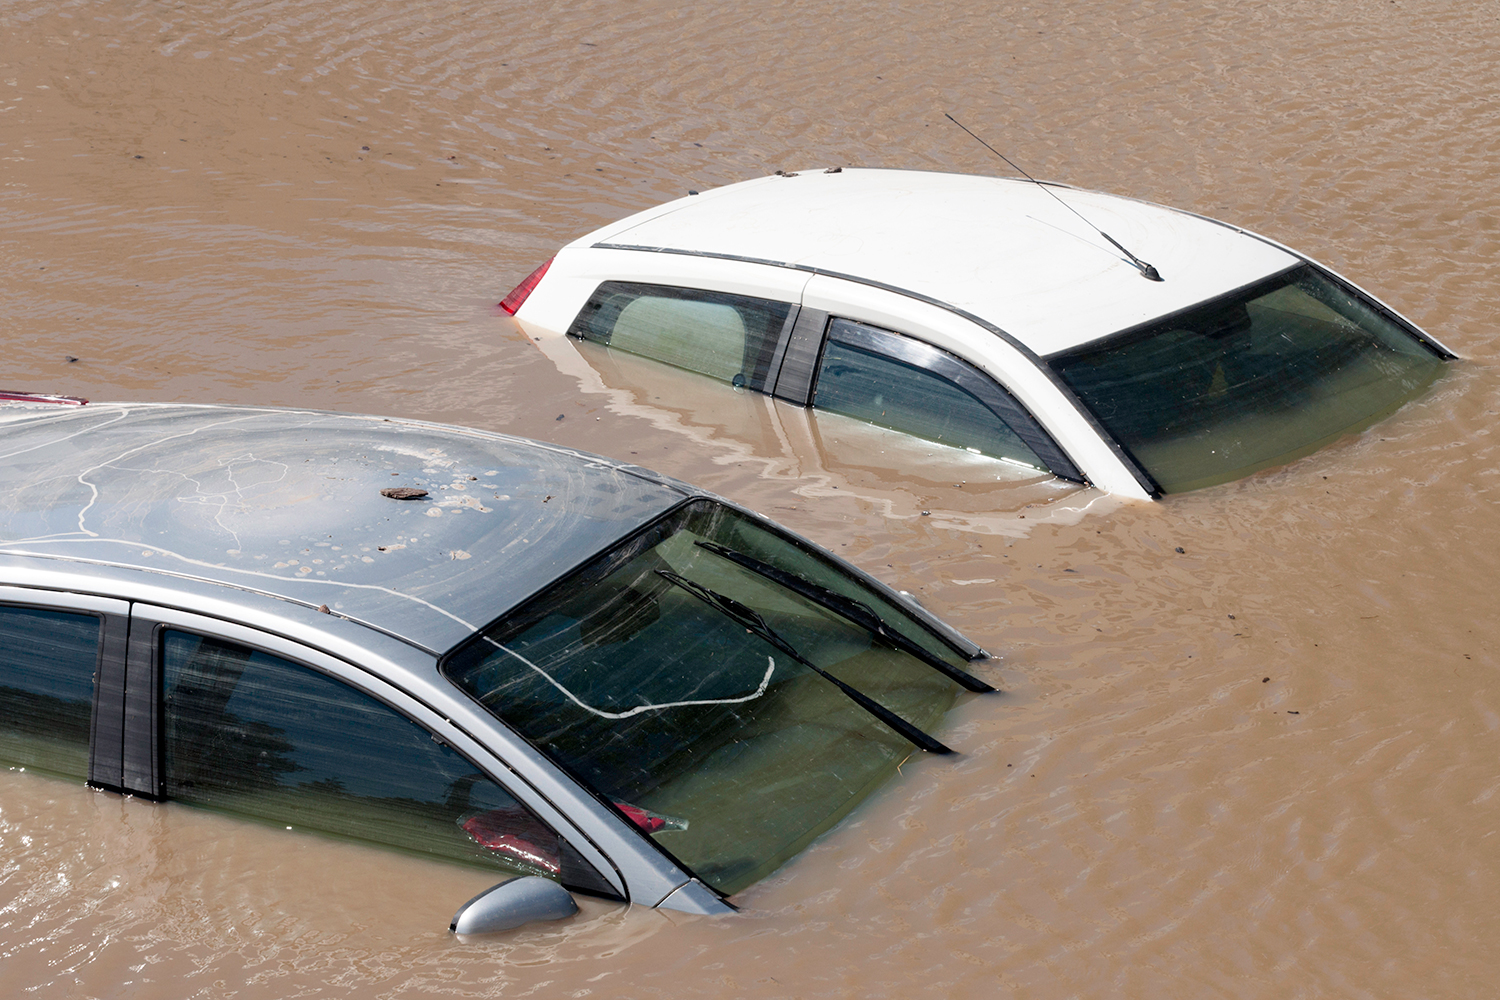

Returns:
160,630,617,897
0,605,100,780
568,282,793,391
814,319,1081,480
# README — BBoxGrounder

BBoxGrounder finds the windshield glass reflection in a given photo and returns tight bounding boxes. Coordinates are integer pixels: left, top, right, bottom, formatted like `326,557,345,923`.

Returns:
1050,264,1449,493
442,499,974,896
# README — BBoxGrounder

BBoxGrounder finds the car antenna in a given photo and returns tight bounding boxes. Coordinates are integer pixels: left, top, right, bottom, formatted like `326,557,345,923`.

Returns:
944,113,1164,282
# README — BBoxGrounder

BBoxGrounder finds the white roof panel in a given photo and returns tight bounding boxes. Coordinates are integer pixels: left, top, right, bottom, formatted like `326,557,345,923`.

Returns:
589,169,1298,356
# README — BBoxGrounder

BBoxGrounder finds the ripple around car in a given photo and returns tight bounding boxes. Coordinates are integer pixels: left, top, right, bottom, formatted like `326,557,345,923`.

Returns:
0,400,992,930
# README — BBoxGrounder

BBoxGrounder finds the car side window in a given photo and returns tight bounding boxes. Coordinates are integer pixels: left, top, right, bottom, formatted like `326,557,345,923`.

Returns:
0,604,100,780
567,281,794,391
159,629,617,897
813,319,1082,480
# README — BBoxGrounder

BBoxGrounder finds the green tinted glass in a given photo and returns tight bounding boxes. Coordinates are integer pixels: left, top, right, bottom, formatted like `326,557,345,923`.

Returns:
815,338,1047,469
567,282,792,389
161,631,614,894
0,605,99,779
1051,265,1448,493
444,500,969,896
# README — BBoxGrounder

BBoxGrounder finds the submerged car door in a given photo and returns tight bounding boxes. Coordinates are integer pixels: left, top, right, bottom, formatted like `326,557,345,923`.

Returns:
114,604,626,901
780,273,1155,498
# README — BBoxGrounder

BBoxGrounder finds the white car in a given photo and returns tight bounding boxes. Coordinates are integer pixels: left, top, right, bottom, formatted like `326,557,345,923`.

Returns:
502,168,1454,498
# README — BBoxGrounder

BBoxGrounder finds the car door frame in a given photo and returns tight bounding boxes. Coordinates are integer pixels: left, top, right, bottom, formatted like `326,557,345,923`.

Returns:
118,602,654,895
779,314,1086,482
791,272,1157,498
528,247,1158,498
0,585,130,788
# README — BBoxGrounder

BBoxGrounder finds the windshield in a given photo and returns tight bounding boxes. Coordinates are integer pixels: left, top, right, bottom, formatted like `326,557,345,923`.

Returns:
1049,264,1449,493
441,499,977,897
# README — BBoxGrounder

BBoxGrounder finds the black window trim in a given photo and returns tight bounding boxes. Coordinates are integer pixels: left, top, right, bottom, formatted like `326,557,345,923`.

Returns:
565,279,799,394
816,318,1086,483
767,305,827,406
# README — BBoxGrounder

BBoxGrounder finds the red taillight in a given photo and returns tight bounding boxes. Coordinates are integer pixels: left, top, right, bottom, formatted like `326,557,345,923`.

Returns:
0,390,88,405
498,258,553,315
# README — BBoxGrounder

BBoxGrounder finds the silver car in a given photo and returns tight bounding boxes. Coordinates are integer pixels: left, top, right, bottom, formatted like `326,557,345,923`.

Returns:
0,398,991,931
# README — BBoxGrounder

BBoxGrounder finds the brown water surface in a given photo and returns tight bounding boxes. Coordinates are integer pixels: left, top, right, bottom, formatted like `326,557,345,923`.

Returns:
3,1,1499,996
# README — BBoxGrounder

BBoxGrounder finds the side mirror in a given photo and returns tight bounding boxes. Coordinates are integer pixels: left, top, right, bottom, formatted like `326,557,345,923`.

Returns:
450,876,579,935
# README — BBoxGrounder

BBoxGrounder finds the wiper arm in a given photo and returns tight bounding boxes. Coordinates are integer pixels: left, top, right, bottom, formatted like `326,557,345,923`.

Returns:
695,540,994,693
656,569,952,754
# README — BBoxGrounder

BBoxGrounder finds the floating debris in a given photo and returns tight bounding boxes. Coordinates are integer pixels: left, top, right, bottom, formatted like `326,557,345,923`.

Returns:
380,487,428,500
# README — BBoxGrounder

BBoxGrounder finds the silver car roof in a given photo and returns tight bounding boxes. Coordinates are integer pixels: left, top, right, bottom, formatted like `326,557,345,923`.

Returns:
0,402,694,653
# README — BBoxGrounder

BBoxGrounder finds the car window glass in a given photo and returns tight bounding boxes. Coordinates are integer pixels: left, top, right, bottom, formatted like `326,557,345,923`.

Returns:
814,322,1050,472
0,605,99,780
445,499,970,897
160,630,616,896
567,281,792,390
1050,264,1449,493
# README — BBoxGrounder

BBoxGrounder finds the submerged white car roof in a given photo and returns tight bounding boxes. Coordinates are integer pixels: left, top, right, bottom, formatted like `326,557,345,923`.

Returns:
583,168,1298,357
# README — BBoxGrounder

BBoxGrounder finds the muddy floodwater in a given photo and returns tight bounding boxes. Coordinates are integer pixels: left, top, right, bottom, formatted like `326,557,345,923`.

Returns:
3,1,1499,996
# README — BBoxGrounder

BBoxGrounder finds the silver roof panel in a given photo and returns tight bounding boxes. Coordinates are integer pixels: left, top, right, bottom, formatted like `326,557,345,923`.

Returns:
0,403,693,652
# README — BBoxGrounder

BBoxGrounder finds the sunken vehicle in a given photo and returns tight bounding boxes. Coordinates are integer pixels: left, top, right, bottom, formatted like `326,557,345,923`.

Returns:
0,400,991,929
501,168,1455,497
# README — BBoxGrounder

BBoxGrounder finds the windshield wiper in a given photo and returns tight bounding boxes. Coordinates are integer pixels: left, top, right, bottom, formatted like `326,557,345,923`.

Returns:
695,540,994,693
656,570,952,754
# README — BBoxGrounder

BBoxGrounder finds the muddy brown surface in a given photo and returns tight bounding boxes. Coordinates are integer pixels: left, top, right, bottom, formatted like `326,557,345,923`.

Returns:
3,1,1498,996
